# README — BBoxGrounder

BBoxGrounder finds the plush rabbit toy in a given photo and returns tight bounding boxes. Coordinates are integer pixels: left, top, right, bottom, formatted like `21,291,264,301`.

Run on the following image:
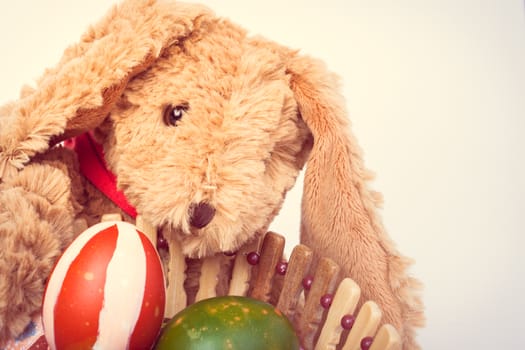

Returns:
0,0,424,348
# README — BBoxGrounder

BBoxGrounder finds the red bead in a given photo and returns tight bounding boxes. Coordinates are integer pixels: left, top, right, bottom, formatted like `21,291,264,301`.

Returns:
275,261,288,275
302,275,314,290
320,294,333,308
340,314,356,330
361,336,374,350
246,252,260,265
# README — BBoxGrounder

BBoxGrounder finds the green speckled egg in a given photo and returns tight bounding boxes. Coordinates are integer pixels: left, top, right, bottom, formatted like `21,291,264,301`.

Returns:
155,296,299,350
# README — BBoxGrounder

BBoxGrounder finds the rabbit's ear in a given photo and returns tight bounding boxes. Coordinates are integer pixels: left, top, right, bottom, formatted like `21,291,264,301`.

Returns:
0,0,212,180
287,54,424,349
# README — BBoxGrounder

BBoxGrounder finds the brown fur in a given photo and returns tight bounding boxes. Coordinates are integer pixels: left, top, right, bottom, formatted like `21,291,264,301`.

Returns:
0,0,424,347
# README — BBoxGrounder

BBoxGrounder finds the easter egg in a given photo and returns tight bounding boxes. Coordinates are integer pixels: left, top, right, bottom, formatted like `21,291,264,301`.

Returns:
42,221,166,350
155,296,300,350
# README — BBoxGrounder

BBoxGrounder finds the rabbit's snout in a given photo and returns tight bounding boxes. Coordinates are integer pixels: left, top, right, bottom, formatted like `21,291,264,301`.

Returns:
189,202,216,229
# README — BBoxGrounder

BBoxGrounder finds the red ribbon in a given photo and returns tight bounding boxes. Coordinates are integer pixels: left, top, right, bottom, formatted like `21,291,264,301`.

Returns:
65,133,137,219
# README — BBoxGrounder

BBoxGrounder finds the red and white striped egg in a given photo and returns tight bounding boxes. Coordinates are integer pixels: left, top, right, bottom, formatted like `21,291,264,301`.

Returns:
42,221,166,350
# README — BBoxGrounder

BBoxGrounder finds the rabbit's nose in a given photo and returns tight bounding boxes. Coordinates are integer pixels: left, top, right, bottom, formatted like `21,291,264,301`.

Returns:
189,202,216,229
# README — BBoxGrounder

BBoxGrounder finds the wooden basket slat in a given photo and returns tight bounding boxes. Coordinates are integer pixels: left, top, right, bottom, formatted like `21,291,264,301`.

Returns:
276,244,313,322
297,257,341,349
100,213,123,222
228,239,260,296
249,232,286,302
135,215,157,244
341,301,382,350
314,277,361,350
195,255,222,302
164,228,187,318
369,324,402,350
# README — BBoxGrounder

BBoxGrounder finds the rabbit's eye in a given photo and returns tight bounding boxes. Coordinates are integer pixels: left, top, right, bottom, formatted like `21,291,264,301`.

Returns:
163,103,189,126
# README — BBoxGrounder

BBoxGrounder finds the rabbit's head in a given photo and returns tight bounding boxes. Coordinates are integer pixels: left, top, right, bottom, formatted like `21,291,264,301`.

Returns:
101,19,311,257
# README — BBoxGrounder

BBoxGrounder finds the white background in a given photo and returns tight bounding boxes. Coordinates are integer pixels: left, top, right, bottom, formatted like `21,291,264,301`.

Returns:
1,1,524,349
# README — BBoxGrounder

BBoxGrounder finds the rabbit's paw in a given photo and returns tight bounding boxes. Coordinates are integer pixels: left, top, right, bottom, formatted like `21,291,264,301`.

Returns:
0,166,75,342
